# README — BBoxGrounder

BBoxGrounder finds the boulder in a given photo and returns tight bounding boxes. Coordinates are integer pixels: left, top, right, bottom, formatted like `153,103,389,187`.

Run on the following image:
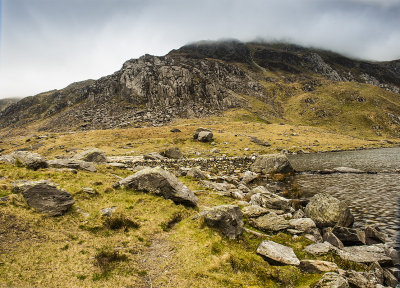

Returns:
193,127,211,139
304,242,336,255
323,230,344,249
256,240,300,266
299,260,338,273
339,270,374,288
249,186,290,211
313,273,349,288
73,148,106,163
197,131,214,142
48,159,96,172
337,245,393,265
11,151,48,170
203,205,244,239
331,226,366,246
288,218,316,232
170,128,181,133
305,228,324,243
383,268,398,287
305,193,354,228
249,212,289,232
186,167,207,179
117,167,198,207
160,147,183,159
143,152,166,160
250,154,294,174
13,180,74,216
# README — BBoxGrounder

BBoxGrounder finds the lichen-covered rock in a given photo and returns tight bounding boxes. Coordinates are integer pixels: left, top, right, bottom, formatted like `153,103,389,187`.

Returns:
313,272,349,288
323,229,344,249
12,180,74,216
160,147,183,159
73,148,107,163
117,167,198,207
304,242,336,255
305,193,354,228
143,152,166,160
250,154,294,174
249,186,290,211
203,205,244,239
241,205,271,218
337,245,392,265
256,240,300,266
10,151,48,170
48,159,96,172
193,127,211,139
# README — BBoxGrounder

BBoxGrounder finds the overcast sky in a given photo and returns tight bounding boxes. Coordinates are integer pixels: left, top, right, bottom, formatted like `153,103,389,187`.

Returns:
0,0,399,99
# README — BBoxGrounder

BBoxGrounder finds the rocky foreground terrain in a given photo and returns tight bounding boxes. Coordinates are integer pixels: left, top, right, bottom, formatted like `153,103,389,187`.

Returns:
0,128,399,287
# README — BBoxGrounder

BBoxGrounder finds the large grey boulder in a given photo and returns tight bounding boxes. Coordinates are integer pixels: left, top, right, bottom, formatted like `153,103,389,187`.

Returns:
249,212,289,232
299,260,338,273
256,240,300,266
305,193,354,228
249,186,290,211
160,147,183,159
203,205,244,239
314,273,349,288
250,154,294,174
337,245,392,265
331,226,366,246
11,151,48,170
117,167,198,207
12,180,74,216
73,148,106,163
48,159,96,172
197,131,214,142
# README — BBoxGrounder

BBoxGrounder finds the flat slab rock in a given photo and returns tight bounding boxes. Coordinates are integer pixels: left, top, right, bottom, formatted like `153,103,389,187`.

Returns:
299,260,338,273
249,212,289,232
12,180,74,216
337,245,392,265
117,167,198,207
48,159,96,172
203,205,243,239
304,242,337,255
256,240,300,266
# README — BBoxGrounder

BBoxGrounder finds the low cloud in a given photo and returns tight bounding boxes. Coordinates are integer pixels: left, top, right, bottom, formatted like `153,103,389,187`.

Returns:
0,0,399,98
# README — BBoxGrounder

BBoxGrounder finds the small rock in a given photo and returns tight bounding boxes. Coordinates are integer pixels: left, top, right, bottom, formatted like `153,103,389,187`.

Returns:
48,159,96,172
250,186,290,211
250,154,294,174
203,205,244,240
198,131,214,142
313,272,349,288
365,225,386,245
299,260,338,273
143,152,166,160
241,171,259,184
292,209,305,219
241,205,270,218
256,240,300,266
333,167,364,173
160,147,183,159
170,128,181,133
288,218,316,232
331,226,366,246
100,206,117,217
304,242,336,255
249,212,289,232
199,180,235,192
73,148,107,163
323,229,344,249
187,167,207,179
210,148,220,153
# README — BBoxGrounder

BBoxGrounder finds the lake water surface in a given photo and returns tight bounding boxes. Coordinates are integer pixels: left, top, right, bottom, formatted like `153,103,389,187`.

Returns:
287,147,400,247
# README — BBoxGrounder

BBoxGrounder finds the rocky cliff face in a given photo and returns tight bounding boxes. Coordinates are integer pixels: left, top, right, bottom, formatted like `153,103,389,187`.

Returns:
1,40,399,132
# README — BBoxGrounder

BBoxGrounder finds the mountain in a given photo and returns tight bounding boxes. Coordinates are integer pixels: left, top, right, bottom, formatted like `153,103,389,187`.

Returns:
0,98,21,112
1,40,400,137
